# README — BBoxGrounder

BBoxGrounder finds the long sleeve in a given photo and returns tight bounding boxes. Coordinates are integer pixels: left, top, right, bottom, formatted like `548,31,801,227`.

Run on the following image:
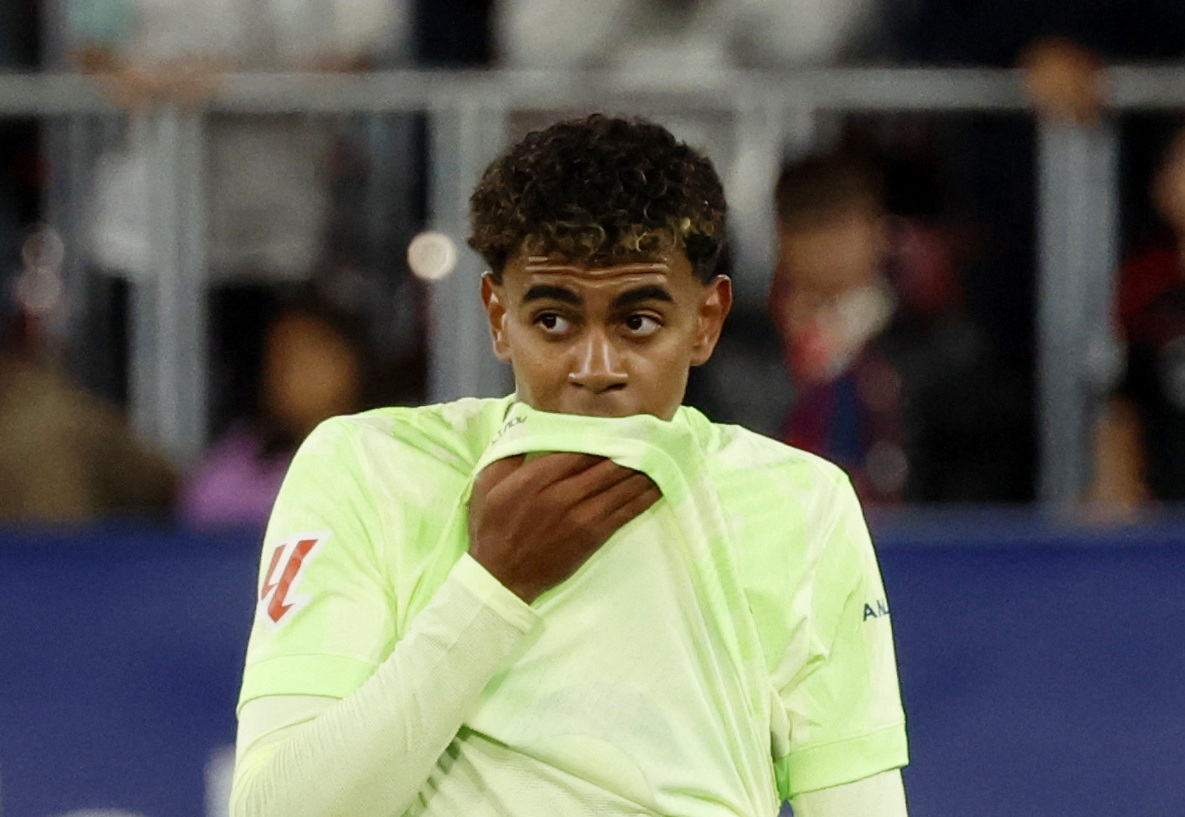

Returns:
790,769,909,817
231,553,539,817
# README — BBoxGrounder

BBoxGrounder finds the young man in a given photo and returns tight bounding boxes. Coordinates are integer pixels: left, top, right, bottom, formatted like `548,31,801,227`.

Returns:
769,149,1020,504
230,115,909,816
1092,124,1185,509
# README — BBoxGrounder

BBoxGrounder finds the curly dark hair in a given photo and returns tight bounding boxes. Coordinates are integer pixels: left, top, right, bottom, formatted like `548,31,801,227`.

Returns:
468,114,728,283
774,150,884,227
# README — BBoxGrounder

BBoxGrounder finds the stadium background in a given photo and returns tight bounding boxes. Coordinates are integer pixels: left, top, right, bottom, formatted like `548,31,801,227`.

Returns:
3,515,1184,816
4,2,1185,815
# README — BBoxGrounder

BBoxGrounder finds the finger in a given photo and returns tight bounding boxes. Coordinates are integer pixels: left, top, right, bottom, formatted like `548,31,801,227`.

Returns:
476,452,608,508
538,458,649,513
553,456,640,494
497,452,609,496
572,470,659,525
472,455,526,498
522,452,609,480
599,480,663,534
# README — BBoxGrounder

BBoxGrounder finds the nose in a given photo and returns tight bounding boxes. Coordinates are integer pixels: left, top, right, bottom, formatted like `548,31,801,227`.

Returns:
569,330,628,393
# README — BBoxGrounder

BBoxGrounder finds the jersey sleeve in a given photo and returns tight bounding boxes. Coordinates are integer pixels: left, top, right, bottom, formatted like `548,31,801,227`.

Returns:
237,417,397,711
771,473,908,800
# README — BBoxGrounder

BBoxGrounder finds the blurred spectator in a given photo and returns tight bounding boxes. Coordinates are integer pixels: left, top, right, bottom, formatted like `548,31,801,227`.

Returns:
894,0,1185,70
769,149,1027,503
0,228,178,524
179,293,371,530
495,0,882,70
490,0,891,327
881,3,1185,486
1020,37,1107,126
1091,125,1185,509
64,0,409,284
59,0,414,416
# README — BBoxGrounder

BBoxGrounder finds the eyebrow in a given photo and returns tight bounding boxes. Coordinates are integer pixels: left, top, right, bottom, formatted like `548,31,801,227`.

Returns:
520,283,675,309
611,285,674,310
522,284,583,305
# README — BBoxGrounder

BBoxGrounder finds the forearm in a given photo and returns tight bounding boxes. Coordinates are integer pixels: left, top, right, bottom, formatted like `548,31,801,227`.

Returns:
790,769,908,817
230,555,538,817
1089,395,1149,508
495,0,626,67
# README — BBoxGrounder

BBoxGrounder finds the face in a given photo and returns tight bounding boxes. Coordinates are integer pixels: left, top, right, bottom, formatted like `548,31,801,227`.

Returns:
776,205,887,300
263,313,361,438
481,251,731,420
1154,130,1185,233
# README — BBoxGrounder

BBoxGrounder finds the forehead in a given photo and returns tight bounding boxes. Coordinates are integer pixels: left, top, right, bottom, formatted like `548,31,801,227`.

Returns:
502,251,696,285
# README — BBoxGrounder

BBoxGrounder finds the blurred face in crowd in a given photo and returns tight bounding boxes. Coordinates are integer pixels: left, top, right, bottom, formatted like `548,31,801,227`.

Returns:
776,201,888,301
481,251,731,420
1153,129,1185,236
262,312,361,438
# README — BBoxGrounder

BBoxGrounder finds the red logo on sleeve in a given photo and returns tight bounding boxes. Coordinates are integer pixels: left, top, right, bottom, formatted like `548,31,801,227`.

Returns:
259,534,327,624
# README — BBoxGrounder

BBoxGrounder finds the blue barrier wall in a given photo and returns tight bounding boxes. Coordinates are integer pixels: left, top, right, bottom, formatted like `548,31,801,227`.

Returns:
872,511,1185,817
0,526,260,817
1,515,1183,817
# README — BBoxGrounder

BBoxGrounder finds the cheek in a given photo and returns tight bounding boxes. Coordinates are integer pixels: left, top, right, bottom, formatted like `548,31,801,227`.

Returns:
503,333,568,390
630,334,698,379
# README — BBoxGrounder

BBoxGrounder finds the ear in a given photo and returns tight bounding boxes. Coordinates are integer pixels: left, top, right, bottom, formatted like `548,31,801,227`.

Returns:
691,275,732,366
481,272,512,362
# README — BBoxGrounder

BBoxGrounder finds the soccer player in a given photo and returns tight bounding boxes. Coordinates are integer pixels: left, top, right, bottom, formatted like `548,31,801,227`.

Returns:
229,114,909,817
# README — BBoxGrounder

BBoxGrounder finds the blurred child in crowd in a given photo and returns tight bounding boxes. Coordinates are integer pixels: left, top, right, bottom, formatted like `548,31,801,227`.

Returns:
0,229,178,524
179,295,370,529
1092,124,1185,508
770,150,1026,503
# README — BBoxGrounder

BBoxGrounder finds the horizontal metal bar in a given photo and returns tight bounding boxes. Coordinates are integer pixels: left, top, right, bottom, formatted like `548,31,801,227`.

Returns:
4,66,1185,117
0,67,1032,117
1107,66,1185,110
0,72,113,115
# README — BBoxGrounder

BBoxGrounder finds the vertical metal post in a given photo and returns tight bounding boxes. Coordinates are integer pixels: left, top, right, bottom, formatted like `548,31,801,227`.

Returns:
41,113,92,351
726,97,790,306
129,108,208,463
1036,121,1120,504
425,100,513,403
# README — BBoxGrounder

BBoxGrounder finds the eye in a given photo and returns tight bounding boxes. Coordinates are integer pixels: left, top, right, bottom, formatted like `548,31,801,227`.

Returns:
535,313,572,335
624,314,661,337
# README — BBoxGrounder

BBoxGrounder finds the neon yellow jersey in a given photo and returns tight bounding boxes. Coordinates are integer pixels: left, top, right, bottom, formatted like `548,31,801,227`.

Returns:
237,397,907,813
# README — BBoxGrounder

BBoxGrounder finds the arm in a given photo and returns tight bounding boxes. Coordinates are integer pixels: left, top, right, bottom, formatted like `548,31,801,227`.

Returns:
231,554,539,817
67,0,229,107
738,0,881,66
321,0,411,68
231,420,659,816
791,769,908,817
1088,394,1150,514
493,0,629,68
772,471,909,801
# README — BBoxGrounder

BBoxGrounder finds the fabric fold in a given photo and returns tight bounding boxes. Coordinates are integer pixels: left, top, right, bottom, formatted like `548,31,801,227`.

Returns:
448,403,778,816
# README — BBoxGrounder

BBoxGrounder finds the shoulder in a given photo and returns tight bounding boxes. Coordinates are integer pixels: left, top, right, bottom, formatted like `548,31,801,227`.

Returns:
265,397,513,560
686,406,850,488
302,396,514,477
682,406,857,524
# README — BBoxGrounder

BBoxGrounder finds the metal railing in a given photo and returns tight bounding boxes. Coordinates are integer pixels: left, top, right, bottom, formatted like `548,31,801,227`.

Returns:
1,66,1178,503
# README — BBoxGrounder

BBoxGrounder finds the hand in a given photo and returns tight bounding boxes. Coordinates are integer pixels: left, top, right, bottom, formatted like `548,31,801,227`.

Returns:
1020,37,1107,126
75,50,224,109
468,453,661,603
